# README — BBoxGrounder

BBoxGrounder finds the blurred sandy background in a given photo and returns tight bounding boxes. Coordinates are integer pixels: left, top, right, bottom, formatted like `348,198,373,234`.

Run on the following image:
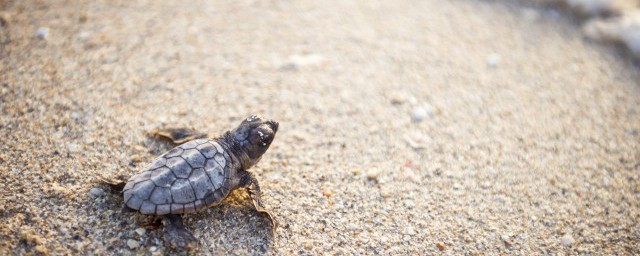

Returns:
1,0,640,255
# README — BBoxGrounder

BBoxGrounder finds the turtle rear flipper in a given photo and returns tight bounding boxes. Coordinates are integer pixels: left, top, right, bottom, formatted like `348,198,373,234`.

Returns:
121,203,136,213
152,128,208,145
163,214,198,249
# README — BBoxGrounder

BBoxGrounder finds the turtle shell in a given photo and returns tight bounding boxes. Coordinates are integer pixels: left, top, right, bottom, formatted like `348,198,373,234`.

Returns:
123,139,231,215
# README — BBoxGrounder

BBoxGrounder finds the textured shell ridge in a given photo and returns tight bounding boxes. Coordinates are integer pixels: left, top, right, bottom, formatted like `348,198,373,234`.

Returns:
124,137,232,215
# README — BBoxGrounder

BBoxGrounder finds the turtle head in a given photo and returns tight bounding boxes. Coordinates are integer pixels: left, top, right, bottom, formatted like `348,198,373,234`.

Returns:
231,115,278,168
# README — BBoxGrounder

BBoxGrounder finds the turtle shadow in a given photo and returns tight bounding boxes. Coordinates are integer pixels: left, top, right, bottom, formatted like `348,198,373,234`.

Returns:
95,183,274,254
182,189,276,254
96,170,274,252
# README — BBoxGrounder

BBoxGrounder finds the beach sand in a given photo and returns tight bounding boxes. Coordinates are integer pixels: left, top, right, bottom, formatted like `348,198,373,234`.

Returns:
1,0,640,254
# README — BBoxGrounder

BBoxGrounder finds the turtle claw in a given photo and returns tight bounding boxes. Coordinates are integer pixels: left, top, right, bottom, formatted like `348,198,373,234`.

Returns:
251,199,276,227
249,193,277,238
259,209,277,238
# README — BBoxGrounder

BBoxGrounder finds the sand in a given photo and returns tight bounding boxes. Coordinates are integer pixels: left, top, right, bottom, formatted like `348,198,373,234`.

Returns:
1,0,640,255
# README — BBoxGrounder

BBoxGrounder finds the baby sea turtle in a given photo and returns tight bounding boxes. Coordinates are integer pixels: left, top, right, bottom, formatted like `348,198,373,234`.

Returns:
122,115,278,249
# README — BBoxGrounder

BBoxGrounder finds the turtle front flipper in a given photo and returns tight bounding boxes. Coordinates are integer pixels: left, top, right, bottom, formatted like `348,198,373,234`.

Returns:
152,128,208,145
249,190,277,237
162,214,198,249
239,170,277,236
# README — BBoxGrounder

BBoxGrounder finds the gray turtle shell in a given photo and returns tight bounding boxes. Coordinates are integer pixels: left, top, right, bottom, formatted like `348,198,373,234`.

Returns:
123,138,232,215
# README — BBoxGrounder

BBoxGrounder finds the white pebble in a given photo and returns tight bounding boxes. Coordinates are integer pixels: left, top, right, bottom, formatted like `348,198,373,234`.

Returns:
135,228,146,236
285,54,325,68
366,168,381,180
404,200,416,208
404,226,416,235
89,187,104,197
127,239,140,249
486,54,501,68
67,143,82,153
412,107,427,122
77,31,91,41
404,132,431,149
54,131,64,139
412,105,434,122
36,27,49,39
84,137,95,145
561,235,576,246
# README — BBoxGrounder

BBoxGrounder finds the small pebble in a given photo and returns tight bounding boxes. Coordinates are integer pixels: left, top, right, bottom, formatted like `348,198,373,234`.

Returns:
389,93,406,105
130,154,142,163
486,54,501,68
404,226,416,235
412,107,427,122
404,200,416,209
34,245,48,255
404,133,430,149
84,137,95,145
36,27,50,39
77,31,91,41
135,228,146,236
290,130,307,142
412,104,434,122
67,143,82,153
0,11,10,26
366,168,380,181
561,235,575,246
303,241,313,250
89,187,104,197
283,54,325,70
127,239,140,249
